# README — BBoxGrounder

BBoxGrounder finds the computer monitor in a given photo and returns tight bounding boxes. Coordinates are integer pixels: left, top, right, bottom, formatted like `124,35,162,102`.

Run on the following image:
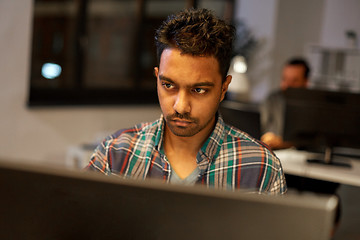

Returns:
219,100,261,140
283,88,360,167
0,159,337,240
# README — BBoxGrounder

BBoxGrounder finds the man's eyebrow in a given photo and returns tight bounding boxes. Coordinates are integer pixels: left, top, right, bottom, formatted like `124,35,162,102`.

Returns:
193,82,215,87
159,75,174,83
159,74,215,87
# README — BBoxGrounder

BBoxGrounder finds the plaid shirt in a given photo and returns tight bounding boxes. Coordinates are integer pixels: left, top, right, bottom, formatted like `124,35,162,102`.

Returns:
87,115,287,194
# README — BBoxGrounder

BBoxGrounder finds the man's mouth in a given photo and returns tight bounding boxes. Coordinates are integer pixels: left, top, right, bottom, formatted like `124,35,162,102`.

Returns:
171,119,193,127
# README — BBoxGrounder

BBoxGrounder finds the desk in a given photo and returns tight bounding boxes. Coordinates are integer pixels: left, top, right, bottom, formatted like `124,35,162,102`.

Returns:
275,148,360,187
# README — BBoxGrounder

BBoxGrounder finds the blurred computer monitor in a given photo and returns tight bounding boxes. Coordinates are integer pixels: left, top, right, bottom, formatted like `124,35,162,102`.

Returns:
220,101,261,140
0,159,337,240
283,88,360,166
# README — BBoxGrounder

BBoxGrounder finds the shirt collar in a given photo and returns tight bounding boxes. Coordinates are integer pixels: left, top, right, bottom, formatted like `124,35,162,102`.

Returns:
154,115,165,154
200,114,225,162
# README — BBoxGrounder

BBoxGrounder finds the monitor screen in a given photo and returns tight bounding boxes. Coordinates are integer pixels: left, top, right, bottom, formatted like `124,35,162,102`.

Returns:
283,88,360,165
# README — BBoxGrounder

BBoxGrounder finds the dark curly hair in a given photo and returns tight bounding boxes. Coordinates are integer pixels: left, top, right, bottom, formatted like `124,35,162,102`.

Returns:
155,8,236,80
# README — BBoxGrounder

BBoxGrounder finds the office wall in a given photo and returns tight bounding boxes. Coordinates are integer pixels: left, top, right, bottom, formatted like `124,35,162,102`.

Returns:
1,0,359,166
0,1,161,166
234,0,279,102
321,0,360,48
236,0,360,101
235,0,325,101
272,0,325,91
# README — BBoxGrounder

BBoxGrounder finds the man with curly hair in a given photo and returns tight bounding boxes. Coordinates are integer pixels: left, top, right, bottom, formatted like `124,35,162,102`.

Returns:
87,8,286,194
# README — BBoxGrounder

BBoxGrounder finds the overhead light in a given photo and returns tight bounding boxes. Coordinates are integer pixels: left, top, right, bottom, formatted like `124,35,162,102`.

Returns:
233,56,247,73
41,63,62,79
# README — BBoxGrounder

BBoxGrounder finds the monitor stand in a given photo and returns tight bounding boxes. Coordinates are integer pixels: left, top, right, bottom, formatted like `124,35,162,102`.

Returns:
307,147,352,168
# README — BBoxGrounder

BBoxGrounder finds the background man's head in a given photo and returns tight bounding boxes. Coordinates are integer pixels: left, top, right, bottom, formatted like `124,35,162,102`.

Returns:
154,8,235,80
280,58,310,91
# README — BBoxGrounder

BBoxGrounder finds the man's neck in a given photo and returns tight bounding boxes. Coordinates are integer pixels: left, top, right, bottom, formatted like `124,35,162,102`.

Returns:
163,117,216,179
163,118,215,155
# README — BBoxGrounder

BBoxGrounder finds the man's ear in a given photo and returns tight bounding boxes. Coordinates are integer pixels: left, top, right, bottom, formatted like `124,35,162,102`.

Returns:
154,67,159,78
220,75,232,102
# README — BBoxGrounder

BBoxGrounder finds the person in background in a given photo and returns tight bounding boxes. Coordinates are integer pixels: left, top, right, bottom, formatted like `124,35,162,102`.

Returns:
261,58,310,150
86,8,286,194
261,58,342,237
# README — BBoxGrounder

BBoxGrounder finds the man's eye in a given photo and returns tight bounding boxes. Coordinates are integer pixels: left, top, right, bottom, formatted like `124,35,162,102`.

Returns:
193,88,206,94
162,82,174,89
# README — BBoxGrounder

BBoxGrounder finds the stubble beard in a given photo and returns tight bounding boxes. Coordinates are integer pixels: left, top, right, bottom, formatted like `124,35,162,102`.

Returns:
165,112,214,137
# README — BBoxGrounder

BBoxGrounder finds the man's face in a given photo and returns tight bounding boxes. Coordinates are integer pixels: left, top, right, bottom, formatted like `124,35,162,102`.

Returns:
154,48,231,137
280,65,308,91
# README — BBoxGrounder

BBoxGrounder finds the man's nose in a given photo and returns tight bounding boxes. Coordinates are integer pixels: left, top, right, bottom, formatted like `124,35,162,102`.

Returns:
173,90,191,114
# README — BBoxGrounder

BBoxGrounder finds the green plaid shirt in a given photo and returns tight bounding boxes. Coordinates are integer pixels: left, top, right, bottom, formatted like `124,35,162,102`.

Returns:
87,115,287,194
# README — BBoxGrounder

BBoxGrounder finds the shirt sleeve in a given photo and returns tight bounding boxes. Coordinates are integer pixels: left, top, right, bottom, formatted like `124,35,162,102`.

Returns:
85,135,113,175
268,164,287,194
